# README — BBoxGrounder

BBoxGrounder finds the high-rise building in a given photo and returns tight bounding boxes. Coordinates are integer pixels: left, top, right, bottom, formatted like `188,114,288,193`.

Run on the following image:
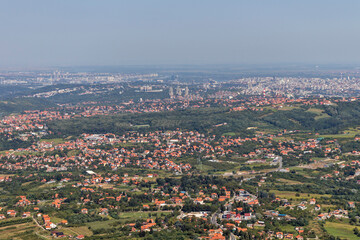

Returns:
176,86,182,96
169,87,174,98
184,87,189,97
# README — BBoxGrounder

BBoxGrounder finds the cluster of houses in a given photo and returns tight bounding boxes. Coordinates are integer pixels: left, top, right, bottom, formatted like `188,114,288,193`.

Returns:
317,209,349,220
0,168,357,240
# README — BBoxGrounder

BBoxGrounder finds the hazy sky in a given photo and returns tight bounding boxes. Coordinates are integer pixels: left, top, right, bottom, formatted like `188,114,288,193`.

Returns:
0,0,359,67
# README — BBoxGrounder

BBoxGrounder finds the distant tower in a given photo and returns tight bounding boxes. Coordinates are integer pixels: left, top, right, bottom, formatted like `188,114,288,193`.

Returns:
53,71,58,82
247,81,252,89
176,86,182,96
169,87,174,99
184,87,189,97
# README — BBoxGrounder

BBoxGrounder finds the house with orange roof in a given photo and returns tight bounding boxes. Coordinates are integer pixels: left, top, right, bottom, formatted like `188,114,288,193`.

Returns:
276,232,284,239
348,201,355,208
208,229,225,240
60,220,68,225
7,210,16,217
284,233,294,239
22,212,31,218
99,208,109,215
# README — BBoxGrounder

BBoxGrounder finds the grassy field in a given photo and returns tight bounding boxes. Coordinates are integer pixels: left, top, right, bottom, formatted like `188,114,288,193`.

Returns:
117,211,171,223
288,166,309,172
223,132,236,136
97,183,115,189
195,164,214,173
279,223,297,233
319,127,360,139
278,106,298,111
321,204,337,210
272,136,292,141
276,178,306,185
0,150,7,155
0,150,43,156
49,216,63,224
86,219,119,230
306,108,330,120
269,190,331,200
133,124,150,128
325,221,358,240
0,220,45,240
0,173,14,178
86,211,172,230
61,226,93,237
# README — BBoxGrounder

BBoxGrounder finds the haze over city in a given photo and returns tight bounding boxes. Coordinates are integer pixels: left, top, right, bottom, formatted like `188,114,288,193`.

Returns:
0,0,360,67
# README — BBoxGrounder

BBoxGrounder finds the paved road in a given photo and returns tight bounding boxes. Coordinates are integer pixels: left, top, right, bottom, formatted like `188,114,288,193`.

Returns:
230,232,237,240
276,156,283,170
32,215,45,231
211,212,219,226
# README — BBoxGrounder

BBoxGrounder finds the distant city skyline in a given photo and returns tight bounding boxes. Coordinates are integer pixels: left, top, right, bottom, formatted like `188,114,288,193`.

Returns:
0,0,359,67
